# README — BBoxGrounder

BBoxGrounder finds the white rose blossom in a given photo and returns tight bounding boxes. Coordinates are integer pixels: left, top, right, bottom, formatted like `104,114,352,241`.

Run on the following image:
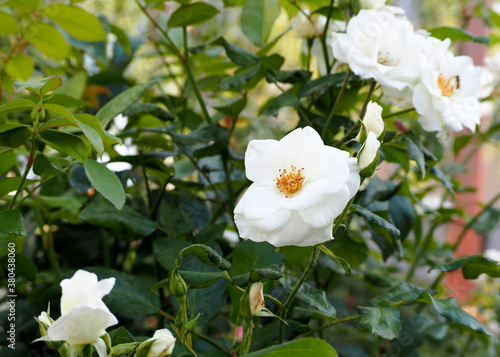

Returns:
413,42,482,132
234,126,360,247
293,10,323,39
362,101,384,139
331,9,425,91
36,270,118,357
145,329,176,357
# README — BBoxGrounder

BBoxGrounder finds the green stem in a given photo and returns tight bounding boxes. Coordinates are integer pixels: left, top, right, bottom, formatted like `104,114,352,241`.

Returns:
222,150,236,228
359,80,377,119
278,246,320,343
382,107,415,120
332,195,355,236
320,0,335,75
9,109,41,210
322,68,351,140
44,228,62,280
183,26,212,124
306,38,312,72
406,224,438,282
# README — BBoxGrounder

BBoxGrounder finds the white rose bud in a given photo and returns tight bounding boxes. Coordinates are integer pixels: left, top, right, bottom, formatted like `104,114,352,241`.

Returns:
362,101,385,140
360,0,387,9
358,132,381,177
145,329,176,357
38,311,52,326
249,282,265,316
293,11,318,39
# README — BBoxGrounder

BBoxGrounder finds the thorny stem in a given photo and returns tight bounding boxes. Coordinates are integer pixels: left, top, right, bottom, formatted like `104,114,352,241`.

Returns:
278,246,320,343
322,68,351,140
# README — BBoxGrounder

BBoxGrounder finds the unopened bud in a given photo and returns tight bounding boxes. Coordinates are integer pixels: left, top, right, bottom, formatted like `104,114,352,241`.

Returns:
169,265,188,300
358,131,381,177
361,101,385,141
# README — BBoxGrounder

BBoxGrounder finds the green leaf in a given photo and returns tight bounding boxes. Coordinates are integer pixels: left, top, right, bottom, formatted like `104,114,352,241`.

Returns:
0,177,36,199
241,0,281,46
177,270,226,288
370,282,432,306
213,37,260,66
6,0,41,12
428,26,477,43
84,159,125,210
404,133,426,178
26,23,71,60
380,144,410,172
429,166,455,198
431,254,481,273
223,0,247,7
33,153,63,178
280,277,336,319
0,151,17,175
350,204,400,239
389,195,415,240
0,210,27,237
425,293,493,337
297,72,350,97
231,264,283,286
87,267,160,316
214,97,247,118
242,337,338,357
231,240,284,276
462,255,500,279
261,92,299,116
14,75,62,95
179,244,231,270
96,81,154,126
110,24,131,54
453,135,473,156
318,244,351,274
472,207,500,234
42,103,105,155
0,11,19,34
43,4,106,41
220,63,261,90
39,129,90,162
0,126,31,148
0,98,37,114
79,195,158,240
5,54,34,81
167,2,220,28
358,305,401,340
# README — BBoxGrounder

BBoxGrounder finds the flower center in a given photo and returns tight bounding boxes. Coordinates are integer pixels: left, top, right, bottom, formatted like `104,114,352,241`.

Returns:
438,74,459,97
275,165,305,198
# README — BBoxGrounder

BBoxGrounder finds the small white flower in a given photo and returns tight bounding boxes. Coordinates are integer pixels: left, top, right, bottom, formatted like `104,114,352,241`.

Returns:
331,9,425,91
249,282,265,316
36,270,118,357
360,0,386,9
145,329,176,357
362,101,384,139
293,10,325,39
234,126,360,247
358,131,380,172
413,44,482,132
38,311,52,326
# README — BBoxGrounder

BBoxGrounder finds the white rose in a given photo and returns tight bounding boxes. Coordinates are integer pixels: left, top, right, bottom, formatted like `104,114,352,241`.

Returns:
358,131,381,174
360,0,386,9
60,269,116,315
36,270,118,357
249,282,265,316
413,46,482,132
234,126,360,247
382,86,414,109
331,9,425,91
145,329,176,357
362,101,384,138
293,10,325,39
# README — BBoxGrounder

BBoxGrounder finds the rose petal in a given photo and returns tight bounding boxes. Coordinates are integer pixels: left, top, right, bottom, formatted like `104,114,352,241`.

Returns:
235,184,282,220
245,139,282,185
47,305,118,345
299,188,350,228
280,179,327,210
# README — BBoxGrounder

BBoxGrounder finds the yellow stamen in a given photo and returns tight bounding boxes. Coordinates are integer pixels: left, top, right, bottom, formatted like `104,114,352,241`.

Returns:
438,74,459,97
275,165,305,198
